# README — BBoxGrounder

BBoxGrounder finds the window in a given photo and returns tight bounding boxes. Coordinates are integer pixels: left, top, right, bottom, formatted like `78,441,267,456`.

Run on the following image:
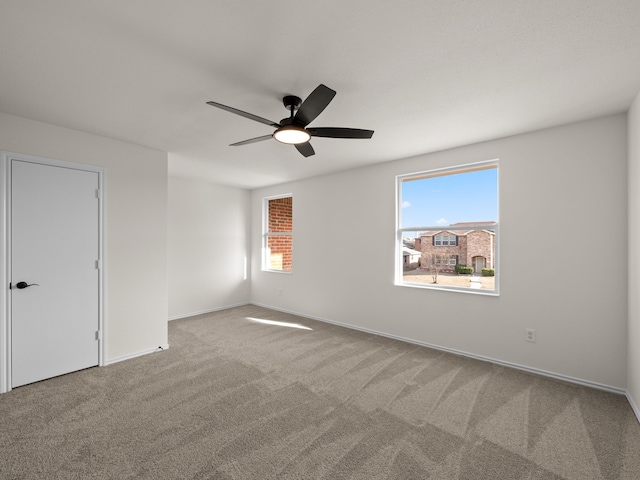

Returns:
397,161,499,294
263,194,293,272
435,255,457,266
434,235,457,246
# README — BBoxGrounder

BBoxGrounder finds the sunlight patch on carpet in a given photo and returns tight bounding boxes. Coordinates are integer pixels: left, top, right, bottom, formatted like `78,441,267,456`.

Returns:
246,317,313,330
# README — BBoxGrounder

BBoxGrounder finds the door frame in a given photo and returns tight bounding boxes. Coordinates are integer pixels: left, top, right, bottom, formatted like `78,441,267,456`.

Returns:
0,151,106,393
473,256,486,273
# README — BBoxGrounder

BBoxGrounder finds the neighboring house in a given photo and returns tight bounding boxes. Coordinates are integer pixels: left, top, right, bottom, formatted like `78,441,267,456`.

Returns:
402,242,422,269
402,238,422,268
419,222,495,273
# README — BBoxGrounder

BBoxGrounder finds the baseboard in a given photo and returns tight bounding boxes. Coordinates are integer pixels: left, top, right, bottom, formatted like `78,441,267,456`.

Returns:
627,392,640,425
105,344,169,366
168,302,250,321
250,302,626,396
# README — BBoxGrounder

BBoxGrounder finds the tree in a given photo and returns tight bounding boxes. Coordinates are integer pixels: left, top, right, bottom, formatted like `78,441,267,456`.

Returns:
425,252,452,284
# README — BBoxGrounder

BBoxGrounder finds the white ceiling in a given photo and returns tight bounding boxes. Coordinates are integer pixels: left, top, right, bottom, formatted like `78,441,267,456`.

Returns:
1,1,640,189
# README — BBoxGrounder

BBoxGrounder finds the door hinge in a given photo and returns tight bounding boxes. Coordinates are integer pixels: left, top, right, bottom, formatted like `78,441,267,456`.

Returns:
95,189,101,199
96,330,102,341
95,259,101,270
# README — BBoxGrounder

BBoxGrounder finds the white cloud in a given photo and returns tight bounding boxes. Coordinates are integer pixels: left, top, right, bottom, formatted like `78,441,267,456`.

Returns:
401,201,411,208
436,218,448,225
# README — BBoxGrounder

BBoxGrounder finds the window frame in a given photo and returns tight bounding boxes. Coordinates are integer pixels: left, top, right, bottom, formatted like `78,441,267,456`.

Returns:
395,160,499,295
262,193,293,274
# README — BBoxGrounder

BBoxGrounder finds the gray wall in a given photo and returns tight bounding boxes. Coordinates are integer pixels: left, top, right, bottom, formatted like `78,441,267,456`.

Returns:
168,176,251,319
251,114,628,389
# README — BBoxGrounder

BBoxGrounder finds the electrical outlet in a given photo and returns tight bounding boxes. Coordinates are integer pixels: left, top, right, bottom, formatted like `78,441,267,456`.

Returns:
525,328,536,343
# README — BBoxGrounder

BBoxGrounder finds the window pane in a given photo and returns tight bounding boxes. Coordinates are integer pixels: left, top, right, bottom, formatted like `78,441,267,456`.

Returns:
401,227,496,290
265,195,293,272
268,197,292,233
267,235,292,271
400,167,498,228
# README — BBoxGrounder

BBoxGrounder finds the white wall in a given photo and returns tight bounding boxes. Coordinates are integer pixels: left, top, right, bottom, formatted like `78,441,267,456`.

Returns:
168,176,250,319
251,114,628,389
0,112,168,362
629,93,640,411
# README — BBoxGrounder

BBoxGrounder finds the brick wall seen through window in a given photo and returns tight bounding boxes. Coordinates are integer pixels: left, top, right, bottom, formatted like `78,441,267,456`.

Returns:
265,196,292,271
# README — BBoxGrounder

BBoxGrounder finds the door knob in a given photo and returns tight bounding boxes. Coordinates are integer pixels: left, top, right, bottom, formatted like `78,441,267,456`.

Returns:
15,281,39,289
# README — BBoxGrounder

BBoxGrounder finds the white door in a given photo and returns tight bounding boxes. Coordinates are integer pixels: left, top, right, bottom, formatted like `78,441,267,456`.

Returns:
11,160,100,388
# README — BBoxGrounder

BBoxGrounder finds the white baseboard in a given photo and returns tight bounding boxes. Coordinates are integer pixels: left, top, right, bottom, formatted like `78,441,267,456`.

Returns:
168,302,250,321
627,392,640,425
250,302,627,396
105,344,169,366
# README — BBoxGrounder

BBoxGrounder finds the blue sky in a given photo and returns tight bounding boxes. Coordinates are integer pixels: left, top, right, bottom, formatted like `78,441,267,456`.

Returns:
400,167,498,228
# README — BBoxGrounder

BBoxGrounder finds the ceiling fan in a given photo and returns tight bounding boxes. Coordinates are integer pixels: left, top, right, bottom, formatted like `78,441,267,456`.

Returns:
206,84,374,157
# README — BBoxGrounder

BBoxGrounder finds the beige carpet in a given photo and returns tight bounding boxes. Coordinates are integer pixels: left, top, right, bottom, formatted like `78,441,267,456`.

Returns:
1,304,639,479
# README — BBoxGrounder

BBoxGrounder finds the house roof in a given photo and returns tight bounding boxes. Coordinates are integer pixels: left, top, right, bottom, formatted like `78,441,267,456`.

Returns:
402,246,421,256
449,222,497,227
419,229,495,237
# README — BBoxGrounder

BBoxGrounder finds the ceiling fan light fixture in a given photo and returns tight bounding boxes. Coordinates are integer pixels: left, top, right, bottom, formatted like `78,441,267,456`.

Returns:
273,124,311,145
207,84,374,157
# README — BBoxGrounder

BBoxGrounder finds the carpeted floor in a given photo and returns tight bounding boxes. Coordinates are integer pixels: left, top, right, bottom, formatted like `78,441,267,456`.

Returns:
1,304,639,479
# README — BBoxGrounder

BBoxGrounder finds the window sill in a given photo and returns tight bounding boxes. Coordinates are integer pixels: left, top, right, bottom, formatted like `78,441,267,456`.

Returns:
395,281,499,296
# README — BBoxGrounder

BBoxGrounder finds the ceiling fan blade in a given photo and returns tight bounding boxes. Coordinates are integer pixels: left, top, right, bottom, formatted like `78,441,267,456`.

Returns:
308,127,374,139
206,101,280,127
230,135,273,146
294,84,336,127
295,142,315,157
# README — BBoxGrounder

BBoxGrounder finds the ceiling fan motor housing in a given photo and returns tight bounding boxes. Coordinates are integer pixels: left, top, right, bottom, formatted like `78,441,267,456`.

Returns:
283,95,302,111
